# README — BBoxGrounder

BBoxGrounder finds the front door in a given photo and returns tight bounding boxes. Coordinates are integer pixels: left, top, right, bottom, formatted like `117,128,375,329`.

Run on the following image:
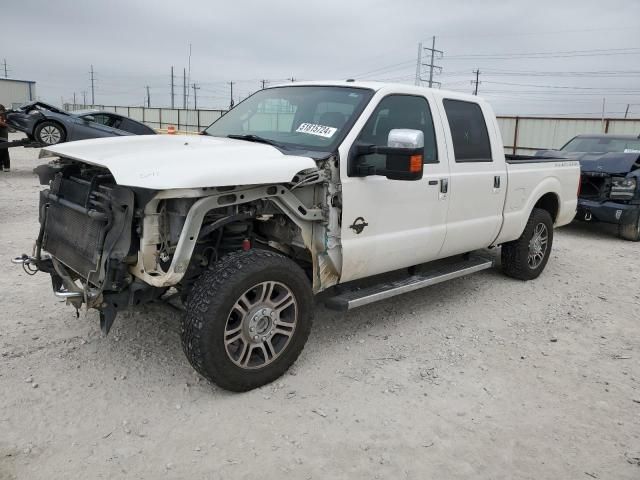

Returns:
339,92,450,283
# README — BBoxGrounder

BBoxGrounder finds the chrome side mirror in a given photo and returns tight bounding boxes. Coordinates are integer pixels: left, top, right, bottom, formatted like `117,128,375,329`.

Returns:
387,129,424,149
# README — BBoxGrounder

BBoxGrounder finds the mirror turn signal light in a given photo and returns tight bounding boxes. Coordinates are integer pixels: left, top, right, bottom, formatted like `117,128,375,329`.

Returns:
409,155,423,173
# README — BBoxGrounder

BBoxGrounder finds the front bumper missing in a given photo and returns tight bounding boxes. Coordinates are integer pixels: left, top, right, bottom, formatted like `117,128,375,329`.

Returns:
577,198,640,225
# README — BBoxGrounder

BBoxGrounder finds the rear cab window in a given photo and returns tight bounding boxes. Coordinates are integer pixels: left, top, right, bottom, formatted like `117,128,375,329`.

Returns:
443,99,492,162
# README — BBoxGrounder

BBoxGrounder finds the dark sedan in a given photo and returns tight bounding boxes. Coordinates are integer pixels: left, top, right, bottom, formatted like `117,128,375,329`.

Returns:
6,101,156,145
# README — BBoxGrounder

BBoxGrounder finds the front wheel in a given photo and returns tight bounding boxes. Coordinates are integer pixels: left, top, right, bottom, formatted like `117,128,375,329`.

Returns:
618,212,640,241
501,208,554,280
181,250,313,392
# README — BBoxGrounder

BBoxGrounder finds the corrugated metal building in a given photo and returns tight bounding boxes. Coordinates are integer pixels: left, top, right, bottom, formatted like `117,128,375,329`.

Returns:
0,78,36,109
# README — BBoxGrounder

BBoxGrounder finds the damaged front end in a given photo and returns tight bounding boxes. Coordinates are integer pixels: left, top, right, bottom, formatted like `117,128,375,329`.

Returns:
577,153,640,225
14,159,161,334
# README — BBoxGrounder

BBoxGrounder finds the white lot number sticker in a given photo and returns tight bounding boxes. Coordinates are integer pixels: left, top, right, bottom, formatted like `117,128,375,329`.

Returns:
296,123,337,138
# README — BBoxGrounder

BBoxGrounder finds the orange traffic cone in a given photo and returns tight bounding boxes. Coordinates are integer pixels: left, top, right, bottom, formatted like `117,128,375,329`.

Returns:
167,125,176,134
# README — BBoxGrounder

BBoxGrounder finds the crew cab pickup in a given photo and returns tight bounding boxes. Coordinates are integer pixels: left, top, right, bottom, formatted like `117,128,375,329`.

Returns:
15,81,580,391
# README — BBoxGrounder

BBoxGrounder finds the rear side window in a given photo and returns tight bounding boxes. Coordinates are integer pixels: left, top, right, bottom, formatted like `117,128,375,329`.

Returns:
443,99,492,162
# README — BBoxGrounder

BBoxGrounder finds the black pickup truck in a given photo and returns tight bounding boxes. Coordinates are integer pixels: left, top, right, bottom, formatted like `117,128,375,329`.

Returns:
541,134,640,241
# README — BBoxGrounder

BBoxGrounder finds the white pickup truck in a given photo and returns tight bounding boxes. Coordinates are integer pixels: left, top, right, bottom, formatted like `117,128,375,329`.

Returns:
16,81,579,391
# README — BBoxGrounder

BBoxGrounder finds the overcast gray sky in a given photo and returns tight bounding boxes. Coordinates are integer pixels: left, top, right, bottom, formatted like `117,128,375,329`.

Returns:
3,0,640,116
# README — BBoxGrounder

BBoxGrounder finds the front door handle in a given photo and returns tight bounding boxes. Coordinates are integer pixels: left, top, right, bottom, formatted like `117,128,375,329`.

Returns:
440,178,449,194
494,175,501,189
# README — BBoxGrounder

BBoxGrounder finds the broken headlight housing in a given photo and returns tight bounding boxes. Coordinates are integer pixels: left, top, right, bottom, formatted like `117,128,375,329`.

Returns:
610,176,637,200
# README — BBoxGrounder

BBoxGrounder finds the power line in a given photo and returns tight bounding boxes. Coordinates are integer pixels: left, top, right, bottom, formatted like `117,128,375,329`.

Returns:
472,69,481,95
183,68,187,109
192,83,200,109
89,65,96,105
170,66,175,109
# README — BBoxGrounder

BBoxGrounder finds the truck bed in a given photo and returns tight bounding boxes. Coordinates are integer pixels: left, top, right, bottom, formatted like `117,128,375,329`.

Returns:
505,153,567,164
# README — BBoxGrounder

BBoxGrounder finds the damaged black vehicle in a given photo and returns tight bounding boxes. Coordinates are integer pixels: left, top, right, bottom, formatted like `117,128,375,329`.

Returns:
545,134,640,241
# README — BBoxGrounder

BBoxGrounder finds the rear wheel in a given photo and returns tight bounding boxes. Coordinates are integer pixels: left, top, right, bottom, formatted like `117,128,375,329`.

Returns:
618,212,640,241
181,250,313,392
501,208,554,280
35,121,66,145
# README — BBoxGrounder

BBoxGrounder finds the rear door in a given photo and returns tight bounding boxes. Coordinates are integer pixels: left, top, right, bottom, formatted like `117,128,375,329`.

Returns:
339,91,451,282
437,98,507,257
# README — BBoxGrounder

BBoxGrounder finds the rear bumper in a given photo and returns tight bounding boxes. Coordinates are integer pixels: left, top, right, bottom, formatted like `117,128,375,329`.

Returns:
577,198,640,225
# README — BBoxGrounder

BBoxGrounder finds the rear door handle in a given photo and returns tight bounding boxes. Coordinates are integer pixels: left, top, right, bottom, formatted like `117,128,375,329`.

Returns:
428,180,438,186
440,178,449,194
494,175,501,189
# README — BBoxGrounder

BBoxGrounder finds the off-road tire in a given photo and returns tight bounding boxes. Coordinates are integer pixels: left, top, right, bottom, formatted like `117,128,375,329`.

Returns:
501,208,554,280
35,121,66,145
618,212,640,241
181,250,313,392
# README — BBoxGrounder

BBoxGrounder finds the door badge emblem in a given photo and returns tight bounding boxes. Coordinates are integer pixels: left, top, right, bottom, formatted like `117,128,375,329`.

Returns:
349,217,369,234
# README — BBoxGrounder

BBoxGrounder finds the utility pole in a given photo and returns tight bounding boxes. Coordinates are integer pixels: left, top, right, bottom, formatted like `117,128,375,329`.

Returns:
2,59,7,78
229,82,235,109
472,69,481,95
288,77,295,82
90,64,95,105
601,97,606,132
82,91,87,108
624,103,630,119
73,92,76,107
183,68,187,109
261,79,268,89
192,83,200,109
414,42,423,86
170,66,175,108
146,85,151,107
422,36,443,88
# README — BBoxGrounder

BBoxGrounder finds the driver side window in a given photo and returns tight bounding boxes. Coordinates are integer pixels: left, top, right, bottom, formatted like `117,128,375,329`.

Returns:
357,95,438,170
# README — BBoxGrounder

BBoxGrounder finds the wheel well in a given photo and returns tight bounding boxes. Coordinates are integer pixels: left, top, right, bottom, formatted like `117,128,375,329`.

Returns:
534,192,559,223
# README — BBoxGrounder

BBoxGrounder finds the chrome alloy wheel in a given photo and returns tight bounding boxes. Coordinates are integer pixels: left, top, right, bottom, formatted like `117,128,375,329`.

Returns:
39,125,62,144
527,222,549,269
224,281,297,369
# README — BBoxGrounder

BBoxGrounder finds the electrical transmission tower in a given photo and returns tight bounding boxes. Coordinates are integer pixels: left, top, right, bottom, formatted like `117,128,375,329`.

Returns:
472,69,481,95
415,37,443,88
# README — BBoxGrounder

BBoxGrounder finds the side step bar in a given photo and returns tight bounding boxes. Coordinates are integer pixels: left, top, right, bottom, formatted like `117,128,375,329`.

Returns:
325,254,494,311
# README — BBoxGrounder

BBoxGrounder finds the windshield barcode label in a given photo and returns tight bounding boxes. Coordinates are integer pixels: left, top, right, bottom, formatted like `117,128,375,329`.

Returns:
296,123,337,138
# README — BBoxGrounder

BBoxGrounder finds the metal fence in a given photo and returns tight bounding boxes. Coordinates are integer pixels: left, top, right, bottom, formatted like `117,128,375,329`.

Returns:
65,104,226,132
497,116,640,155
64,104,640,154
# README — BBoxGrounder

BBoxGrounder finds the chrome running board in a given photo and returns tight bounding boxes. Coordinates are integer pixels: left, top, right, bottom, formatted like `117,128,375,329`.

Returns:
325,255,494,311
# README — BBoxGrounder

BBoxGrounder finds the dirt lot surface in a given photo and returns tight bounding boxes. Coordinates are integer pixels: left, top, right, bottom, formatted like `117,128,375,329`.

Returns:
1,135,639,480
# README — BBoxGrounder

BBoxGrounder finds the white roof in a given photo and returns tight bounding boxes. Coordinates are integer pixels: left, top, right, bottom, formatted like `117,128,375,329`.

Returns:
268,80,482,103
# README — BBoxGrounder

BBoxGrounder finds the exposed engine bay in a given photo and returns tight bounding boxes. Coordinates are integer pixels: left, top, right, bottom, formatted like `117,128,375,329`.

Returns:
23,154,342,334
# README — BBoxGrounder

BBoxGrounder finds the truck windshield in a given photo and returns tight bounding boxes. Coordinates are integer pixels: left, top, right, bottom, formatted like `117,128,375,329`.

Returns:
561,136,640,154
204,85,374,152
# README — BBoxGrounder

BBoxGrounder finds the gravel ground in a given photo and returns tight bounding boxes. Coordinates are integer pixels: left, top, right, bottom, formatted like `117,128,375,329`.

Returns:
1,135,639,480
